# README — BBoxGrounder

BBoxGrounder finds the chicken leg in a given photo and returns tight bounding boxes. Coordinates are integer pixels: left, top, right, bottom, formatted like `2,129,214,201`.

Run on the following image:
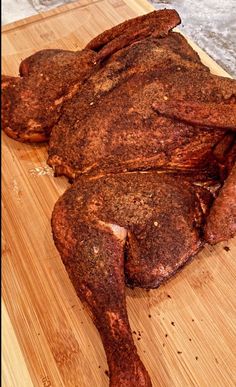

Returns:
51,170,214,385
52,182,152,386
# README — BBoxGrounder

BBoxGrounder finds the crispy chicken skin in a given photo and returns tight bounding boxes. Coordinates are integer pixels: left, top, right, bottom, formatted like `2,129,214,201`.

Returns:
1,9,179,144
1,49,97,142
52,171,210,384
2,9,236,387
153,98,236,130
48,34,230,180
52,174,154,386
85,9,181,60
205,164,236,244
53,172,210,288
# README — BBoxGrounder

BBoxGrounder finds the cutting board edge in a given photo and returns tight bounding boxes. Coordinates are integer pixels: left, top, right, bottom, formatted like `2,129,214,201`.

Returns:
1,0,102,33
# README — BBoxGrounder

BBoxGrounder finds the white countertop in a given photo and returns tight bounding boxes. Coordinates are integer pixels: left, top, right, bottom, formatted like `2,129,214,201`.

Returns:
2,0,236,77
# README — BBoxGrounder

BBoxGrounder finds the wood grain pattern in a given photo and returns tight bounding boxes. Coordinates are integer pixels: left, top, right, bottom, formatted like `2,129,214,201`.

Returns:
2,1,236,386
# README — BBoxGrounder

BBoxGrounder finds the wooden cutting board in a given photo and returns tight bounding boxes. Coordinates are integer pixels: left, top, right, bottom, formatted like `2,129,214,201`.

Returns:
2,1,236,386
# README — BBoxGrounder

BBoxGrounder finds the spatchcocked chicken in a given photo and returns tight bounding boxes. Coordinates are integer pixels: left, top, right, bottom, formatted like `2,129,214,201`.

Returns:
2,10,236,387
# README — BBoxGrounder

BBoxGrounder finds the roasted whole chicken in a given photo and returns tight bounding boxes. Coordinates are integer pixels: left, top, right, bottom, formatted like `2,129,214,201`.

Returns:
2,10,236,387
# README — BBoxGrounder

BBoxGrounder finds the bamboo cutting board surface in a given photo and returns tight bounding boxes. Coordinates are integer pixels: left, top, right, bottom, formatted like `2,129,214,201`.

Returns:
2,1,236,386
